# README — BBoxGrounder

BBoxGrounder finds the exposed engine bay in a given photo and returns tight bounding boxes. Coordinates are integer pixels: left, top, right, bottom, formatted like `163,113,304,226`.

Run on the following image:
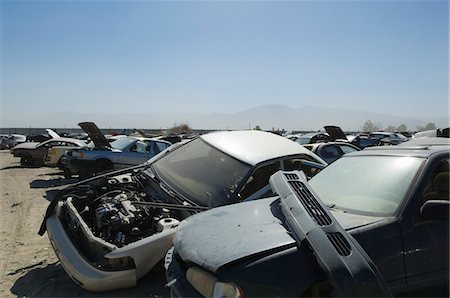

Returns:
48,170,195,270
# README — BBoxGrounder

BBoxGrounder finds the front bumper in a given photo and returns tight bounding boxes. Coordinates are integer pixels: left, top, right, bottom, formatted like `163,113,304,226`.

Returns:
60,156,95,175
165,248,202,297
46,214,137,292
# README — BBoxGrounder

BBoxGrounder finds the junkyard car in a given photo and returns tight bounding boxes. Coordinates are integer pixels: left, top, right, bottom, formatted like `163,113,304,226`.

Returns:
0,134,26,150
10,137,86,166
39,130,327,292
60,122,171,178
369,132,409,146
302,141,360,164
44,142,89,167
166,145,449,297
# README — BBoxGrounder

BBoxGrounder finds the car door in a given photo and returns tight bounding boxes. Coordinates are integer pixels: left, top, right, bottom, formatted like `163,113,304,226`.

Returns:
400,157,449,293
115,140,148,168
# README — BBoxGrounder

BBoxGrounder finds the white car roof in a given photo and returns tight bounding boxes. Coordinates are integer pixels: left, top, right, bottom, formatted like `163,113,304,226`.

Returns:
201,130,324,166
40,137,86,146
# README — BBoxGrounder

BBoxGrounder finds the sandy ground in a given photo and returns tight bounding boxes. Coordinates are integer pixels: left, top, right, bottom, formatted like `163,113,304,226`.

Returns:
0,150,170,297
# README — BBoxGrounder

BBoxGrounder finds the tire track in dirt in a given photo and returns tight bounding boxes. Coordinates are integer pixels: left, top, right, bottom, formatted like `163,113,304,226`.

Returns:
0,151,170,297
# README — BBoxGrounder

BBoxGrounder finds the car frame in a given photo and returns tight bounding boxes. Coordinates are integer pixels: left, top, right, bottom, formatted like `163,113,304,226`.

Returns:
39,130,327,292
166,144,449,297
10,137,86,166
60,122,172,178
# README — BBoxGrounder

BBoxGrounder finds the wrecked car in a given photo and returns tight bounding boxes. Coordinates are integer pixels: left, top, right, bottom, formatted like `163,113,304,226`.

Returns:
61,122,172,178
166,145,449,297
39,130,327,292
10,137,86,166
302,141,360,164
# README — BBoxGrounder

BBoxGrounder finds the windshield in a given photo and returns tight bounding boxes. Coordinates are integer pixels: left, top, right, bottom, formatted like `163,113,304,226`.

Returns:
308,155,424,216
110,137,136,150
152,138,252,207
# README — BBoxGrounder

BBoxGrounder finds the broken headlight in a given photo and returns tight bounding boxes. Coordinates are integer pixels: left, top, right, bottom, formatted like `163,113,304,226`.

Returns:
186,267,243,298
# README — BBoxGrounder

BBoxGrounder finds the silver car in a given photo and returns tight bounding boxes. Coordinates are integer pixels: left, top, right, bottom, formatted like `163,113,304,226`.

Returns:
39,130,327,292
61,122,172,178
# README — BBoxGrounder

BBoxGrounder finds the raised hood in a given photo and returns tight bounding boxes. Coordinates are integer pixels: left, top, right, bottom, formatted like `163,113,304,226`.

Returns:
174,197,296,273
324,125,348,141
78,122,111,148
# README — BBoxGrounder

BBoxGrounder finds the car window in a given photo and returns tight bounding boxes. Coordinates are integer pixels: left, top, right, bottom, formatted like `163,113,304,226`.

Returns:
320,144,342,159
309,155,424,216
111,137,136,150
152,138,252,207
338,144,359,154
133,141,148,153
154,141,170,152
240,161,280,198
283,155,324,178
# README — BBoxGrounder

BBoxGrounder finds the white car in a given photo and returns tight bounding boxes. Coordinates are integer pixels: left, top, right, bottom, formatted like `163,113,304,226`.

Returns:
39,130,327,292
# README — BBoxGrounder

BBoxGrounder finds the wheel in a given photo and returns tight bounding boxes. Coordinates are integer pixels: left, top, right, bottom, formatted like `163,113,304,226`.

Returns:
63,168,72,179
20,154,34,166
95,159,114,174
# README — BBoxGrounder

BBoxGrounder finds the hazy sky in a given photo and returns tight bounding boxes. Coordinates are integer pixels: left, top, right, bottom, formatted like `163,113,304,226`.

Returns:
1,0,448,127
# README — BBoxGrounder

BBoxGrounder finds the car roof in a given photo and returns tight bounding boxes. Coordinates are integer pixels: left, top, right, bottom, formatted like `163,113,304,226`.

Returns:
41,137,85,145
201,130,323,166
346,145,450,158
399,137,450,146
304,141,359,150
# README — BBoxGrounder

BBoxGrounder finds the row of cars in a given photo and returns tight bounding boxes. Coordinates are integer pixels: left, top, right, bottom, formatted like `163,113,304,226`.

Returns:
29,124,449,297
8,123,174,179
4,123,449,296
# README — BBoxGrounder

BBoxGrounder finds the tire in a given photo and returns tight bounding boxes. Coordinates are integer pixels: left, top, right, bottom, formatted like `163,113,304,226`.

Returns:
63,168,72,179
20,154,34,166
95,159,114,174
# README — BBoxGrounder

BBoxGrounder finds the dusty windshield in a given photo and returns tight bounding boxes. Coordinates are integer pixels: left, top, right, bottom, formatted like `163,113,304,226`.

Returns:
308,155,423,216
110,137,136,150
152,138,252,207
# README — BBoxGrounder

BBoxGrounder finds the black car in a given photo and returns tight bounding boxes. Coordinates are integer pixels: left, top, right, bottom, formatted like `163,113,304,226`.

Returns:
302,141,360,164
166,145,449,297
369,132,409,146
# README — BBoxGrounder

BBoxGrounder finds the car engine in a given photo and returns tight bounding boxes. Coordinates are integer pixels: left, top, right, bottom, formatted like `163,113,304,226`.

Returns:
59,172,180,249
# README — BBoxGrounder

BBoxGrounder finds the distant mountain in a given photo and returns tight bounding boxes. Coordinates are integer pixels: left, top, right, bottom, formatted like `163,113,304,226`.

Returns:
2,105,448,131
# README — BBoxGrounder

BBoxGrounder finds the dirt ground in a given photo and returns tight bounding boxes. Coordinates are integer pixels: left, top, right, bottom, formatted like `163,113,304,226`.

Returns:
0,150,170,297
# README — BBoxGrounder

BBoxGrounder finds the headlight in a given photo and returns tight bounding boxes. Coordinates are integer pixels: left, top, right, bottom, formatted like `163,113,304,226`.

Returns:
186,267,243,298
72,151,84,158
49,148,56,155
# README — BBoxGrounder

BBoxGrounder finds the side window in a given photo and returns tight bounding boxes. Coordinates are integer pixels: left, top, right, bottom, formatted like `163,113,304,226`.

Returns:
240,161,281,199
414,158,450,222
320,144,342,159
339,144,358,154
283,155,324,179
154,141,170,152
424,159,449,201
134,141,148,153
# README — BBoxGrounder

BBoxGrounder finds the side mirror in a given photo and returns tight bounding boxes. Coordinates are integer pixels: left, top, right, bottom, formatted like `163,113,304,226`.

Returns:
420,200,449,221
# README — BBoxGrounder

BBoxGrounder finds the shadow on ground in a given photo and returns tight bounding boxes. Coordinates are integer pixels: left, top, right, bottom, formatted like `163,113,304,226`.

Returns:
30,178,78,189
10,261,170,297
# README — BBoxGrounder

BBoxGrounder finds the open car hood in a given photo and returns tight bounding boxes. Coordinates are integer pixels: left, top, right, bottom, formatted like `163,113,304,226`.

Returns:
46,129,60,139
324,125,348,142
78,122,111,148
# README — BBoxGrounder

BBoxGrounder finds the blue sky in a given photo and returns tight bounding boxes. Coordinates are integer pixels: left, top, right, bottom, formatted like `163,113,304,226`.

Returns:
1,0,448,128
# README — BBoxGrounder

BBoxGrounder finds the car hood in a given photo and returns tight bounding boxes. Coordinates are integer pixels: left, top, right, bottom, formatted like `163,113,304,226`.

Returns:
324,125,348,141
12,142,39,150
78,122,111,148
174,197,383,273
